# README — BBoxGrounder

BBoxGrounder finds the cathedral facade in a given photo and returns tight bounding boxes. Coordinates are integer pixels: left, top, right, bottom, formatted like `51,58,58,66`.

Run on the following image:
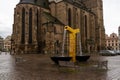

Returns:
11,0,105,54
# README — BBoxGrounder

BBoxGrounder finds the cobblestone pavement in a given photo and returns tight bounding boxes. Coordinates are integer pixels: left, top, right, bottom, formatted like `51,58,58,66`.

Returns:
0,52,120,80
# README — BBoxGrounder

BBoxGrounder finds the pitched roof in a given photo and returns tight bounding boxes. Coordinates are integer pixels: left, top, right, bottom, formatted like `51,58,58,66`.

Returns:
19,0,49,9
42,12,64,25
63,0,94,14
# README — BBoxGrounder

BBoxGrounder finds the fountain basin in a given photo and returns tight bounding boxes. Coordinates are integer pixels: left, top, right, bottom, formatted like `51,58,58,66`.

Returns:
51,56,72,65
76,55,90,62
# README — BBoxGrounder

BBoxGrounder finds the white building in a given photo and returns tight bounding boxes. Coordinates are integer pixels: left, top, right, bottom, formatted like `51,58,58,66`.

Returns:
105,33,119,51
4,36,11,51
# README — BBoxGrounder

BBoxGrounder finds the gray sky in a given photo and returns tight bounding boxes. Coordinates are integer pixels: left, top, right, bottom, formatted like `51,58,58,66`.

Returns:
0,0,119,38
0,0,19,38
103,0,120,36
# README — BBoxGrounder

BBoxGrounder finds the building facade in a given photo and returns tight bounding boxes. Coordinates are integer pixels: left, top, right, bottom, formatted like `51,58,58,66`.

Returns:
105,33,119,51
0,36,4,51
118,26,120,50
4,36,11,52
12,0,105,54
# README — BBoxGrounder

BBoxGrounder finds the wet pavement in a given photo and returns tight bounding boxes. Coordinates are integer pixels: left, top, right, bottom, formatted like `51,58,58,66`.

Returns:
0,52,120,80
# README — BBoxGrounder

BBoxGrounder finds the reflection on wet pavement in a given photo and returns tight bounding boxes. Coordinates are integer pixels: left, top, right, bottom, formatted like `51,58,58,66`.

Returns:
0,52,120,80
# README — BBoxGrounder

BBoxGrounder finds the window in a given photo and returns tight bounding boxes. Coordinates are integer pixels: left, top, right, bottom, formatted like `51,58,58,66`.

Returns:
28,8,32,44
68,8,72,26
21,8,25,44
85,15,87,38
112,43,114,46
36,9,39,35
73,7,77,28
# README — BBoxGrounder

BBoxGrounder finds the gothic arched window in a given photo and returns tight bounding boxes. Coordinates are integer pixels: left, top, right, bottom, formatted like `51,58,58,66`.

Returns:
36,9,39,40
21,8,25,44
85,15,87,38
68,8,72,26
28,8,33,44
36,9,39,30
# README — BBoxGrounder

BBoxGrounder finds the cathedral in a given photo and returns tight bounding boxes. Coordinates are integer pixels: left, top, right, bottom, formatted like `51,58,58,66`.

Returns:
11,0,105,54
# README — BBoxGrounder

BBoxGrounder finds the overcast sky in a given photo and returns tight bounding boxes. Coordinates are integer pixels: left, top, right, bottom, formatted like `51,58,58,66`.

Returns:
0,0,120,38
103,0,120,36
0,0,19,38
